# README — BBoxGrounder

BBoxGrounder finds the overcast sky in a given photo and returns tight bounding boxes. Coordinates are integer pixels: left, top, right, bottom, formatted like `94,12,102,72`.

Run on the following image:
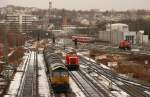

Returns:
0,0,150,11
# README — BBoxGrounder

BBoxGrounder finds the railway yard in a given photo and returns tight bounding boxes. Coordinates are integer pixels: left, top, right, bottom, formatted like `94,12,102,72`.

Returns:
1,0,150,96
0,40,150,97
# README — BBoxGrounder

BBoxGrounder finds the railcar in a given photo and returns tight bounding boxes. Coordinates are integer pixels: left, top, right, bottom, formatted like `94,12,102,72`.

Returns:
72,35,94,43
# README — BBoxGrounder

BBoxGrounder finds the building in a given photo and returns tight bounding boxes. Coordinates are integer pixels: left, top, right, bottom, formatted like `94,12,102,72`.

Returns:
6,14,38,33
136,31,149,44
106,23,129,32
99,23,136,45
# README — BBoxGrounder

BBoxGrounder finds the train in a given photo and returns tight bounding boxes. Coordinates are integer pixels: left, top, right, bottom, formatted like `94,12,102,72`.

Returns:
72,35,94,43
44,47,69,92
65,49,79,71
119,40,131,50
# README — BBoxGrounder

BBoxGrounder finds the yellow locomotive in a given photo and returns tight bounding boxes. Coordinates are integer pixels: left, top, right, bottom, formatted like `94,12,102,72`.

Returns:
44,48,69,92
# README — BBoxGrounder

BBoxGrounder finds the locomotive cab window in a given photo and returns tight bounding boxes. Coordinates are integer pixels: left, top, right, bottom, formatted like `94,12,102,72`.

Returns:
52,72,60,77
60,72,69,77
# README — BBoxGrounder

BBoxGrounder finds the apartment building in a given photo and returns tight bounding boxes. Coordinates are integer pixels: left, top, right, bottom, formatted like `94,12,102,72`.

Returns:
6,14,38,33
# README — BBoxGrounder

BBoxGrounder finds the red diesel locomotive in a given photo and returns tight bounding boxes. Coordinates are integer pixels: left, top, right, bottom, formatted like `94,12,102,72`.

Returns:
65,50,79,71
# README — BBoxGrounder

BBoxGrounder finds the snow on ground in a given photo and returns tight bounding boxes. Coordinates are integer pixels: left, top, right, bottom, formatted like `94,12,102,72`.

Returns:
5,72,23,97
38,54,51,97
69,77,86,97
80,65,88,69
78,52,110,69
30,52,35,66
111,90,129,97
17,55,28,71
77,52,96,63
4,52,31,97
78,51,130,97
99,63,110,69
144,91,150,95
78,51,89,55
97,75,129,97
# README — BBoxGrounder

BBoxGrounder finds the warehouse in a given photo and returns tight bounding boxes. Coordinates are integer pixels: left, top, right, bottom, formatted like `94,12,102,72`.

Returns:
98,23,136,45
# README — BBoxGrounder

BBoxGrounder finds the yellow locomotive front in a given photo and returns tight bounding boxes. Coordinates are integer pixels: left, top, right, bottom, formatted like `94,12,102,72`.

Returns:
50,66,69,92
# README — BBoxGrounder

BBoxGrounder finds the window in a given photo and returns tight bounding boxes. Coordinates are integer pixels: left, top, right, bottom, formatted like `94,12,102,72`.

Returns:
60,72,68,77
52,72,59,77
125,36,134,44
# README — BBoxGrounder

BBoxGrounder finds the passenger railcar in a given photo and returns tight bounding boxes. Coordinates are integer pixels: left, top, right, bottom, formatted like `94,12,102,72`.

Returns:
72,35,94,43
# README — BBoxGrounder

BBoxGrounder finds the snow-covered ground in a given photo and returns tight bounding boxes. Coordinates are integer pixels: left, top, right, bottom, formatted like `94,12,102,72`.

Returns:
38,54,51,97
78,51,130,97
78,51,110,69
69,77,86,97
144,90,150,95
4,72,23,97
4,51,51,97
3,52,31,97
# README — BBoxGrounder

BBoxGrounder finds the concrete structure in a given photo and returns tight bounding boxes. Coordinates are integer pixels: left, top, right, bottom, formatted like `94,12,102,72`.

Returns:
99,23,136,45
6,14,38,33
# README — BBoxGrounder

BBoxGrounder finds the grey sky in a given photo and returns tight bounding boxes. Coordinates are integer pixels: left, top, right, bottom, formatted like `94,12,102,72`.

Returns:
0,0,150,11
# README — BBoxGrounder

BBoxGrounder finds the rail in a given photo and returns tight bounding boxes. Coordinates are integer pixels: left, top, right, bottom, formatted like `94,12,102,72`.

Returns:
17,51,38,97
79,56,150,97
70,71,103,97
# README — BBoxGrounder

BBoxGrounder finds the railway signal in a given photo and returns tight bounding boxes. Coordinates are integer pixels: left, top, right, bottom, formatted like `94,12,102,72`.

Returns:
52,35,55,44
74,38,78,49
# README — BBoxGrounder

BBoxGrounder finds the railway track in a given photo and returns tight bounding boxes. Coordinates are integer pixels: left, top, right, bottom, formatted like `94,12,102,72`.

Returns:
18,52,38,97
0,51,32,97
79,56,150,97
0,78,9,97
60,49,111,97
70,71,108,97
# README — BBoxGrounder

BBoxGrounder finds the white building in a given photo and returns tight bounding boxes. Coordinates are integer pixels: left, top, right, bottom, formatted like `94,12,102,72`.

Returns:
106,23,129,32
99,23,136,45
136,31,149,44
62,25,87,33
6,14,38,33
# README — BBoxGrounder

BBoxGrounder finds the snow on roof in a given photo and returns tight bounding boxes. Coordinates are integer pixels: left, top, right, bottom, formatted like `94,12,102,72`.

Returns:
107,23,128,27
111,23,128,26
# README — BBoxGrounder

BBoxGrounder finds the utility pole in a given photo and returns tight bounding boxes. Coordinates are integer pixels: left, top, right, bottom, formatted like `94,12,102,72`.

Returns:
148,23,150,40
52,34,55,44
109,11,112,45
74,38,78,49
3,23,10,80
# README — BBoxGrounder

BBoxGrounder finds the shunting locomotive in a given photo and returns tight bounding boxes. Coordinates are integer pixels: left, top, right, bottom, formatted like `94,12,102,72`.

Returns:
65,49,79,71
119,40,131,50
